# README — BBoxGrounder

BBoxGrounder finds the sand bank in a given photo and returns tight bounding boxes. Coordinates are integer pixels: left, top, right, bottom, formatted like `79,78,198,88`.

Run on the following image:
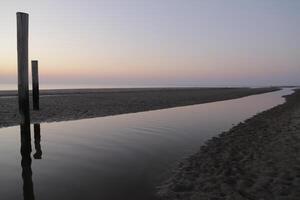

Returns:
0,87,277,128
157,89,300,200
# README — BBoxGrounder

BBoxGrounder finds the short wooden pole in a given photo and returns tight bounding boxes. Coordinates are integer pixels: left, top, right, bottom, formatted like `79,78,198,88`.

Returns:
17,12,30,124
32,60,39,110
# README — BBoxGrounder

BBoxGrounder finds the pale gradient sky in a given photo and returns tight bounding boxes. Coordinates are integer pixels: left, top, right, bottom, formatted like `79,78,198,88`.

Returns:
0,0,299,87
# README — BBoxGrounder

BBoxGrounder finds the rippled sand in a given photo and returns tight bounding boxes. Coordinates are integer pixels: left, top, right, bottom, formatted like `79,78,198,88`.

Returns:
158,89,300,200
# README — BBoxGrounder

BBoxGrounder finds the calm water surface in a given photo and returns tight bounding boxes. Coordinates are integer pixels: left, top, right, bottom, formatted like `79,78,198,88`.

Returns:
0,89,293,200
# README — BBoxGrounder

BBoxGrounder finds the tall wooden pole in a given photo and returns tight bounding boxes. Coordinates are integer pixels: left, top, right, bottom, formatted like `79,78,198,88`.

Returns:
32,60,39,110
17,12,30,125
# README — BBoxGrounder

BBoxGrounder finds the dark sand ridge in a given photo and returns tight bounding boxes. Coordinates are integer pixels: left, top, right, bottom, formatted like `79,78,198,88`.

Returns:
157,89,300,200
0,87,277,128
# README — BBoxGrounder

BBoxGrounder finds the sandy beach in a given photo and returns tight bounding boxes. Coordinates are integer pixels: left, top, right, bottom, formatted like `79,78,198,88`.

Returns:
157,89,300,200
0,87,277,128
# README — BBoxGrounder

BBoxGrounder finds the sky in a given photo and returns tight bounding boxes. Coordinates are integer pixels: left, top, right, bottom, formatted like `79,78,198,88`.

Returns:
0,0,299,87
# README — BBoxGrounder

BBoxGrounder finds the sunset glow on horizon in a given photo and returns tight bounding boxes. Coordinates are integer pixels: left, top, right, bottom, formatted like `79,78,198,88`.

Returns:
1,0,300,87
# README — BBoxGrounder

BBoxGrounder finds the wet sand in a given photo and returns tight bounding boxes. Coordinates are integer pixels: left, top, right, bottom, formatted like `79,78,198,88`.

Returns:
0,87,277,128
157,89,300,200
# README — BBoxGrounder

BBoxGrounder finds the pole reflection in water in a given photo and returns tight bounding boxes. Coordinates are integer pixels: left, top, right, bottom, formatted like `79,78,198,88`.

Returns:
33,124,42,159
20,122,34,200
20,123,42,200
